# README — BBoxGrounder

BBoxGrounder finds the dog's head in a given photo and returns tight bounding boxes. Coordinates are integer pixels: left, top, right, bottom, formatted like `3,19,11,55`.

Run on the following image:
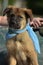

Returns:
3,6,33,29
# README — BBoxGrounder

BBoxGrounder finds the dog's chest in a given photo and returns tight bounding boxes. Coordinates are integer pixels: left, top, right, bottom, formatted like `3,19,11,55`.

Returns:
15,31,28,42
14,31,33,45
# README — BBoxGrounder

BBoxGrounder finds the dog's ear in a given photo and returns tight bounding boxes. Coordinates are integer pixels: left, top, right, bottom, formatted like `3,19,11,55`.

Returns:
23,8,33,21
3,5,16,16
3,7,12,16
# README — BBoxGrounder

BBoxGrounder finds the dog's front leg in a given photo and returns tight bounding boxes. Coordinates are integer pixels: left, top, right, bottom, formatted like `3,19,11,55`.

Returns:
26,50,39,65
9,56,16,65
6,39,17,65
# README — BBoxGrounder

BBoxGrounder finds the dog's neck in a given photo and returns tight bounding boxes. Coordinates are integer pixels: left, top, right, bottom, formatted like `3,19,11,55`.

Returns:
8,28,15,34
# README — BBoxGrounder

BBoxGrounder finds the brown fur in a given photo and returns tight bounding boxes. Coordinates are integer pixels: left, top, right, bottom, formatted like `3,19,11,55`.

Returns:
3,6,39,65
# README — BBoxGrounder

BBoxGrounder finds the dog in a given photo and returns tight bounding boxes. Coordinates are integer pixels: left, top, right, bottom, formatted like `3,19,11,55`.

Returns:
3,6,39,65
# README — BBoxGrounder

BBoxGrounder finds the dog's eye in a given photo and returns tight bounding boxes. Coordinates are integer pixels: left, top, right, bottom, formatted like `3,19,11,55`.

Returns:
19,16,23,19
11,14,15,17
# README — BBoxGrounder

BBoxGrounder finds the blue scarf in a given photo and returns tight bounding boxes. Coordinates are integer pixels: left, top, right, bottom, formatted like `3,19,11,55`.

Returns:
6,23,40,54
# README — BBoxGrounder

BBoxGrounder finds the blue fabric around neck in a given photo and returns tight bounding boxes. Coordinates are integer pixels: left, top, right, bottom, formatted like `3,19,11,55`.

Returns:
6,23,40,54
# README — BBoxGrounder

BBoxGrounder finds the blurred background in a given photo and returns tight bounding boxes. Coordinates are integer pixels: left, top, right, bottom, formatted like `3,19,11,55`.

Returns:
0,0,43,15
0,0,43,65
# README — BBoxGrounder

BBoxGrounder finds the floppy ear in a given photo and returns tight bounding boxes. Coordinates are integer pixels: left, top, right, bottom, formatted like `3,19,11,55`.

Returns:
23,8,33,21
3,5,16,16
3,7,12,16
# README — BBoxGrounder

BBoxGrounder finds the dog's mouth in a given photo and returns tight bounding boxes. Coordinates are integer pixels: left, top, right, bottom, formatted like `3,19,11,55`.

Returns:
9,19,21,29
13,23,21,29
9,22,21,29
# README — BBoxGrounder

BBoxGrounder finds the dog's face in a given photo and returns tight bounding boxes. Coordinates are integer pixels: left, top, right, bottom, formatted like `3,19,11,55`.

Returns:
3,6,33,29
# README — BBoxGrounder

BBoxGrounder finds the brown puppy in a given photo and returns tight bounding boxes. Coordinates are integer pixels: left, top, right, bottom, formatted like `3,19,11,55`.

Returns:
3,6,39,65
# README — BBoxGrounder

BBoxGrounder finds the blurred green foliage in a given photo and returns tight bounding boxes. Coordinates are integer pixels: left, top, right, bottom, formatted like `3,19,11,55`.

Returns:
8,0,15,5
27,0,43,15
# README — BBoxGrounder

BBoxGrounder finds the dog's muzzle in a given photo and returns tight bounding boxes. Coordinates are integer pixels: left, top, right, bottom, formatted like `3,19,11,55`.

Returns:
9,16,21,29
